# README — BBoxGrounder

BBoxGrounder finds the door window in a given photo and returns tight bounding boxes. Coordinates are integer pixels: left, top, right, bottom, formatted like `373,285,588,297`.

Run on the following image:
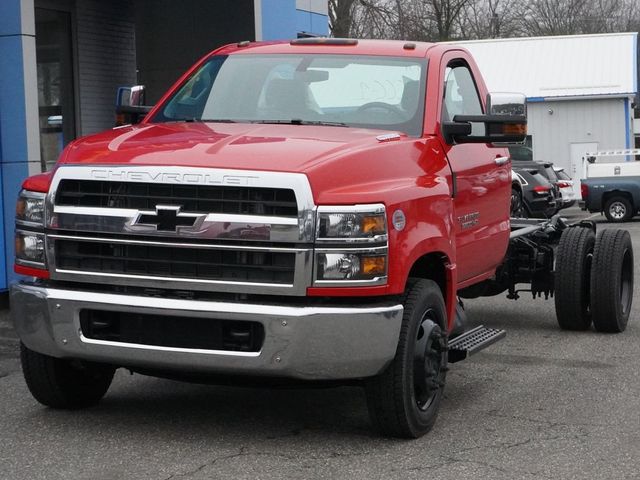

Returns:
442,63,483,136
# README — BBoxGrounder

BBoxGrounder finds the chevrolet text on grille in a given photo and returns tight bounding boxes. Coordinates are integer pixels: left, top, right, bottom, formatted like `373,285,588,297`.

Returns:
90,169,259,186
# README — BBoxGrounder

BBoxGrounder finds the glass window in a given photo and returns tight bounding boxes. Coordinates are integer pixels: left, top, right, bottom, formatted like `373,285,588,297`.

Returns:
36,7,76,171
442,65,483,122
154,54,426,136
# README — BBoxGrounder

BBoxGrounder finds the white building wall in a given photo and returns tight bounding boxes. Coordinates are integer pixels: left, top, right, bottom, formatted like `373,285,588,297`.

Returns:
528,98,628,174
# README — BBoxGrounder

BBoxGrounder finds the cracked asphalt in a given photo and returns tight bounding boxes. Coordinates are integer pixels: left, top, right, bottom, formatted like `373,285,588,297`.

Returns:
1,207,640,479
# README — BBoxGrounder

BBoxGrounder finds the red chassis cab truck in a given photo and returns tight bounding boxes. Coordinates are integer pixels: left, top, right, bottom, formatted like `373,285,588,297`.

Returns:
12,39,633,438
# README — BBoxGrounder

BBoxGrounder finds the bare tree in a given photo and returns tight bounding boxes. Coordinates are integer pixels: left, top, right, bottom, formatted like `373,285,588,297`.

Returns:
328,0,359,37
331,0,640,41
459,0,525,39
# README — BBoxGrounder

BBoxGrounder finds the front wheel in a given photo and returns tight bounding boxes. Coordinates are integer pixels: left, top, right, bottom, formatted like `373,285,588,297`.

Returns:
21,343,115,409
365,279,448,438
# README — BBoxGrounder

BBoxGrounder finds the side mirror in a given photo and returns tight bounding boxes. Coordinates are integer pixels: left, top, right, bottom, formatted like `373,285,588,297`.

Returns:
442,92,527,145
115,85,153,126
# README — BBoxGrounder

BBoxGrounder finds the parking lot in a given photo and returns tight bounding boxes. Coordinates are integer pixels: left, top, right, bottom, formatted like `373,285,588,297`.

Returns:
1,207,639,480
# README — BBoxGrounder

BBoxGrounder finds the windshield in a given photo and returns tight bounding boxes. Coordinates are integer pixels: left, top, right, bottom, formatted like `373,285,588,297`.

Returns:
152,54,426,136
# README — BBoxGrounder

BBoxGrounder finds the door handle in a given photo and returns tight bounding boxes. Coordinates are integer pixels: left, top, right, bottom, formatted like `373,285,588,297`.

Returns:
494,156,510,166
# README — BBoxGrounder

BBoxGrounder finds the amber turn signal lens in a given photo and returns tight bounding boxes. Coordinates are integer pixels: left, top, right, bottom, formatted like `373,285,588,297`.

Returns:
362,256,386,276
15,198,26,218
15,235,24,256
362,215,385,234
503,123,527,135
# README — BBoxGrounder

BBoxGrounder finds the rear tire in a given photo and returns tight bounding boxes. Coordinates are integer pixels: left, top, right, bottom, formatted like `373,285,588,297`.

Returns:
590,229,634,333
365,279,448,438
21,343,115,409
604,196,633,223
554,227,595,330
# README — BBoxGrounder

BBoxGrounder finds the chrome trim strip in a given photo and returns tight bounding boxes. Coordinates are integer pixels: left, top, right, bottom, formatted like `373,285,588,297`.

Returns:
314,245,388,253
79,335,261,357
314,276,388,286
15,258,47,269
54,269,296,289
28,285,402,316
47,234,308,253
53,205,299,226
316,204,386,214
16,219,45,229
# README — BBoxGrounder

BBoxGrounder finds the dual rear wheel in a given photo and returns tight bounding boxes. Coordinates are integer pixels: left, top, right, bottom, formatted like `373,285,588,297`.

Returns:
555,227,633,333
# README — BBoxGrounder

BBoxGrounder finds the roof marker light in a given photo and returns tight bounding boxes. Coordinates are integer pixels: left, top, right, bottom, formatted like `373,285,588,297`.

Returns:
290,38,358,46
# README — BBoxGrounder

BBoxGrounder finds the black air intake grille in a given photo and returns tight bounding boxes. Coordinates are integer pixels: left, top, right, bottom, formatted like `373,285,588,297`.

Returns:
55,239,296,284
80,310,264,352
56,180,298,217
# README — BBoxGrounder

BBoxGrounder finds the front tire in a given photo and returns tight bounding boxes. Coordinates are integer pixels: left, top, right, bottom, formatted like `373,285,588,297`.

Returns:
21,343,115,409
365,279,448,438
604,196,633,222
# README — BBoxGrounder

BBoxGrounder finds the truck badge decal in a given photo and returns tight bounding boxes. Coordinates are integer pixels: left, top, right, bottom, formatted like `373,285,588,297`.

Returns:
132,206,201,232
90,169,258,186
457,212,479,230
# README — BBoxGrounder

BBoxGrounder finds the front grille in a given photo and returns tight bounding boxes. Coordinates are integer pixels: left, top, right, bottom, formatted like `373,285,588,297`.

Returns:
80,310,264,352
56,179,298,217
55,239,296,284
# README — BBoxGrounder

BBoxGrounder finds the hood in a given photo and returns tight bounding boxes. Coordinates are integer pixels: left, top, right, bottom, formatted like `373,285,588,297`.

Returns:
62,122,407,175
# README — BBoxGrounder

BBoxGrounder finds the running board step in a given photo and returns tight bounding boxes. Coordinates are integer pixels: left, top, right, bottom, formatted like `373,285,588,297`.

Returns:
448,326,506,363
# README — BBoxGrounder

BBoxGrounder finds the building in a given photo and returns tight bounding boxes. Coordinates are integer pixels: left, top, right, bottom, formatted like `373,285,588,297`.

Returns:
453,33,638,194
0,0,329,293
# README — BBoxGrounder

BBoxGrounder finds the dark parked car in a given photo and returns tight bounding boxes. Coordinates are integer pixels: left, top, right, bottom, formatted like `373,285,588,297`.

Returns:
511,166,558,218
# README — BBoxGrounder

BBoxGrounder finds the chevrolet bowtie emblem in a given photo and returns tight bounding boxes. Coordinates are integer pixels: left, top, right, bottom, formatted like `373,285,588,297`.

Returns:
133,205,200,232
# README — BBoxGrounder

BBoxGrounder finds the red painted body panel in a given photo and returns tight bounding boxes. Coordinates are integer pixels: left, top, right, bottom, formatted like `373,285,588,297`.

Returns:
17,39,514,329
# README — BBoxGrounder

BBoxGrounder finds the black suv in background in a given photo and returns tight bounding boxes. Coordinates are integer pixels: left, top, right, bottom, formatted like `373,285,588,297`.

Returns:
511,166,558,218
509,146,560,218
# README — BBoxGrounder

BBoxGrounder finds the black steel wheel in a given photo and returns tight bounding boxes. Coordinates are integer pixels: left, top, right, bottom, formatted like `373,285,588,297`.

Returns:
365,279,448,438
604,196,633,223
21,343,115,409
591,229,634,333
554,227,595,330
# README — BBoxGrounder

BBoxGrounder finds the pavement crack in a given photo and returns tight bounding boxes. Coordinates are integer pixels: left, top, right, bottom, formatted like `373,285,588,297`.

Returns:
161,447,248,480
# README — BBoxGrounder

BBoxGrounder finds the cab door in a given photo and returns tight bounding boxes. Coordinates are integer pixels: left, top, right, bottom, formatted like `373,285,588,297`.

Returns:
438,55,511,284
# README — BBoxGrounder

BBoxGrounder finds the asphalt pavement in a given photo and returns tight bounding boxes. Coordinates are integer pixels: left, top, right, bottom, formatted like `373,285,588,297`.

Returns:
1,206,639,480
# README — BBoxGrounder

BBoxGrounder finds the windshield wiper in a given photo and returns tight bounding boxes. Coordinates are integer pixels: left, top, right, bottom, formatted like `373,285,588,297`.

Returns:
252,119,348,127
200,119,238,123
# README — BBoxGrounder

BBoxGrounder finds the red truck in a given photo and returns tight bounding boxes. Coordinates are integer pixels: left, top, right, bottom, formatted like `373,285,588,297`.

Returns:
11,39,633,438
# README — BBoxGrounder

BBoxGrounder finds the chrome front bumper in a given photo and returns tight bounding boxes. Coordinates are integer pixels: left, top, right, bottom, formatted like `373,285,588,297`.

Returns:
11,282,403,380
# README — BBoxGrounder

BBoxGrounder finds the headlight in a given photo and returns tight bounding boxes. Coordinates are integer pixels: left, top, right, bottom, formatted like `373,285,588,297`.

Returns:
316,204,386,243
16,190,46,225
15,231,46,266
316,250,387,283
